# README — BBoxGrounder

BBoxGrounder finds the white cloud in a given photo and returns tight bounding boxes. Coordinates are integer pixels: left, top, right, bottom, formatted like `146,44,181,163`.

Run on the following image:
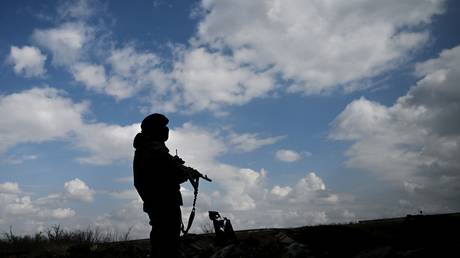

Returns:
123,46,276,113
57,0,95,20
103,47,161,99
195,0,444,94
137,0,444,113
64,178,95,202
29,2,144,100
1,154,38,165
20,0,446,114
167,123,226,166
403,181,424,194
0,87,139,164
114,176,133,183
92,169,348,235
44,24,275,110
167,124,277,213
8,46,47,77
107,46,159,77
0,87,351,234
104,76,136,100
0,181,84,234
165,124,351,228
330,45,460,212
33,22,91,66
93,199,148,239
74,123,139,165
108,189,140,200
52,208,76,219
91,123,342,230
0,87,88,153
229,132,284,152
72,63,107,91
35,193,63,206
41,208,76,219
275,149,301,162
271,185,291,198
295,172,326,192
5,196,37,215
32,20,145,100
0,187,35,217
267,172,337,206
15,122,354,237
0,86,350,231
71,47,162,100
0,182,21,194
169,47,275,112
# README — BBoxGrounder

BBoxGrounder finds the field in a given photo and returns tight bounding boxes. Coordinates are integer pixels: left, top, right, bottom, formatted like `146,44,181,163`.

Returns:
1,212,459,257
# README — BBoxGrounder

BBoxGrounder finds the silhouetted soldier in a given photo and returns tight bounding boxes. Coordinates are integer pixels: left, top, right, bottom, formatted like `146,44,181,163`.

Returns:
133,113,190,258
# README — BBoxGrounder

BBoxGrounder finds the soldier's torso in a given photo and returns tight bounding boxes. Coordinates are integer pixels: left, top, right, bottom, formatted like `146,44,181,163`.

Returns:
133,133,183,208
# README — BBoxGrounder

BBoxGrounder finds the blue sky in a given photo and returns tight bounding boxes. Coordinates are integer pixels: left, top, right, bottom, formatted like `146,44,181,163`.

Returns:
1,0,459,238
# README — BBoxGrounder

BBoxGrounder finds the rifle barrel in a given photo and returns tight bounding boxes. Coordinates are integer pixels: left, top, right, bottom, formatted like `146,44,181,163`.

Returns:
200,174,212,182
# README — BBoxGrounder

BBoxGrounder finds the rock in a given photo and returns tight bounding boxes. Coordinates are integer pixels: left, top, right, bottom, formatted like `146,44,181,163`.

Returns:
284,242,312,258
275,232,295,245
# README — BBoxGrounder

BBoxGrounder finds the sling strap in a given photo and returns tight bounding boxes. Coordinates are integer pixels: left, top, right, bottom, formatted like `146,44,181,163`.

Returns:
181,177,199,236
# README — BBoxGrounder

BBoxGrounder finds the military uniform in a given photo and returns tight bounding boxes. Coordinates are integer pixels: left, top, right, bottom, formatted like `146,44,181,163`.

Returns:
133,114,189,258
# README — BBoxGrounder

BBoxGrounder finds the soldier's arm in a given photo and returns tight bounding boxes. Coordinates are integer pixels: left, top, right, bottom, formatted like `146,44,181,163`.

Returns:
164,154,191,183
167,153,211,183
176,164,196,183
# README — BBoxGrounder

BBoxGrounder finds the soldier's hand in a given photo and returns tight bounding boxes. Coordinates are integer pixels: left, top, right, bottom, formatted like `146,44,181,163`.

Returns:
190,168,201,178
173,155,185,165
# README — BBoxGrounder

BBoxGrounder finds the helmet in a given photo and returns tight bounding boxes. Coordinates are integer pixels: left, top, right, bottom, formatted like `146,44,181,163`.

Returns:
141,113,169,131
140,113,169,141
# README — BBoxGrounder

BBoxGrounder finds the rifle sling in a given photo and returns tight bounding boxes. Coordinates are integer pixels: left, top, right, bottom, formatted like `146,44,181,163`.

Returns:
181,177,199,236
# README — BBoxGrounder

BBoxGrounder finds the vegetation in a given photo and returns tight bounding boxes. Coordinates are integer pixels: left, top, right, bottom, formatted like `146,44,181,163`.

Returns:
1,213,459,257
0,225,136,258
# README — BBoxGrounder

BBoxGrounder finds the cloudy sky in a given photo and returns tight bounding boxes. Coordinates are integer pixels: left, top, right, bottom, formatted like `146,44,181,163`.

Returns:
1,0,459,238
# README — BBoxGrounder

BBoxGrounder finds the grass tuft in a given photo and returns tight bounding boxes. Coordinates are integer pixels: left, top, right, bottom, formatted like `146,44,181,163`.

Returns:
0,225,134,257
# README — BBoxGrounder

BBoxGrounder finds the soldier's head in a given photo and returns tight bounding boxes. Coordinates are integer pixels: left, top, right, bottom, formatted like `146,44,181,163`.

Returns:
141,113,169,142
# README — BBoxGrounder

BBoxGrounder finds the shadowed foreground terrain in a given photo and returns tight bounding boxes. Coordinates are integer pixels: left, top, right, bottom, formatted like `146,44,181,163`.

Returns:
1,212,459,258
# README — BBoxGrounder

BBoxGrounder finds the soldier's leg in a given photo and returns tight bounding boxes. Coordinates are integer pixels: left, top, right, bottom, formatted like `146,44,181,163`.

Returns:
147,211,161,257
148,206,182,258
157,206,182,258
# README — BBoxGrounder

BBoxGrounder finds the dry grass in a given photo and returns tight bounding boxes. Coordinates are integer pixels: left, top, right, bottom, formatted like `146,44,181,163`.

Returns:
0,225,135,258
1,224,132,244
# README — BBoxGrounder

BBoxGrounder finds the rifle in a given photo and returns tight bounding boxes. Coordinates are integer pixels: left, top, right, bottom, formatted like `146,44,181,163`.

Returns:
185,167,212,182
173,150,212,235
173,150,212,182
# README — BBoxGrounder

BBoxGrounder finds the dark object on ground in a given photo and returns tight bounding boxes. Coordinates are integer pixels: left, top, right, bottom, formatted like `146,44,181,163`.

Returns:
1,212,459,257
208,211,237,245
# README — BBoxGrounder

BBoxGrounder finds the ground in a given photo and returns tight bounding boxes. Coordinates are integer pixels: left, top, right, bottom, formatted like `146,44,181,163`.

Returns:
1,212,459,257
